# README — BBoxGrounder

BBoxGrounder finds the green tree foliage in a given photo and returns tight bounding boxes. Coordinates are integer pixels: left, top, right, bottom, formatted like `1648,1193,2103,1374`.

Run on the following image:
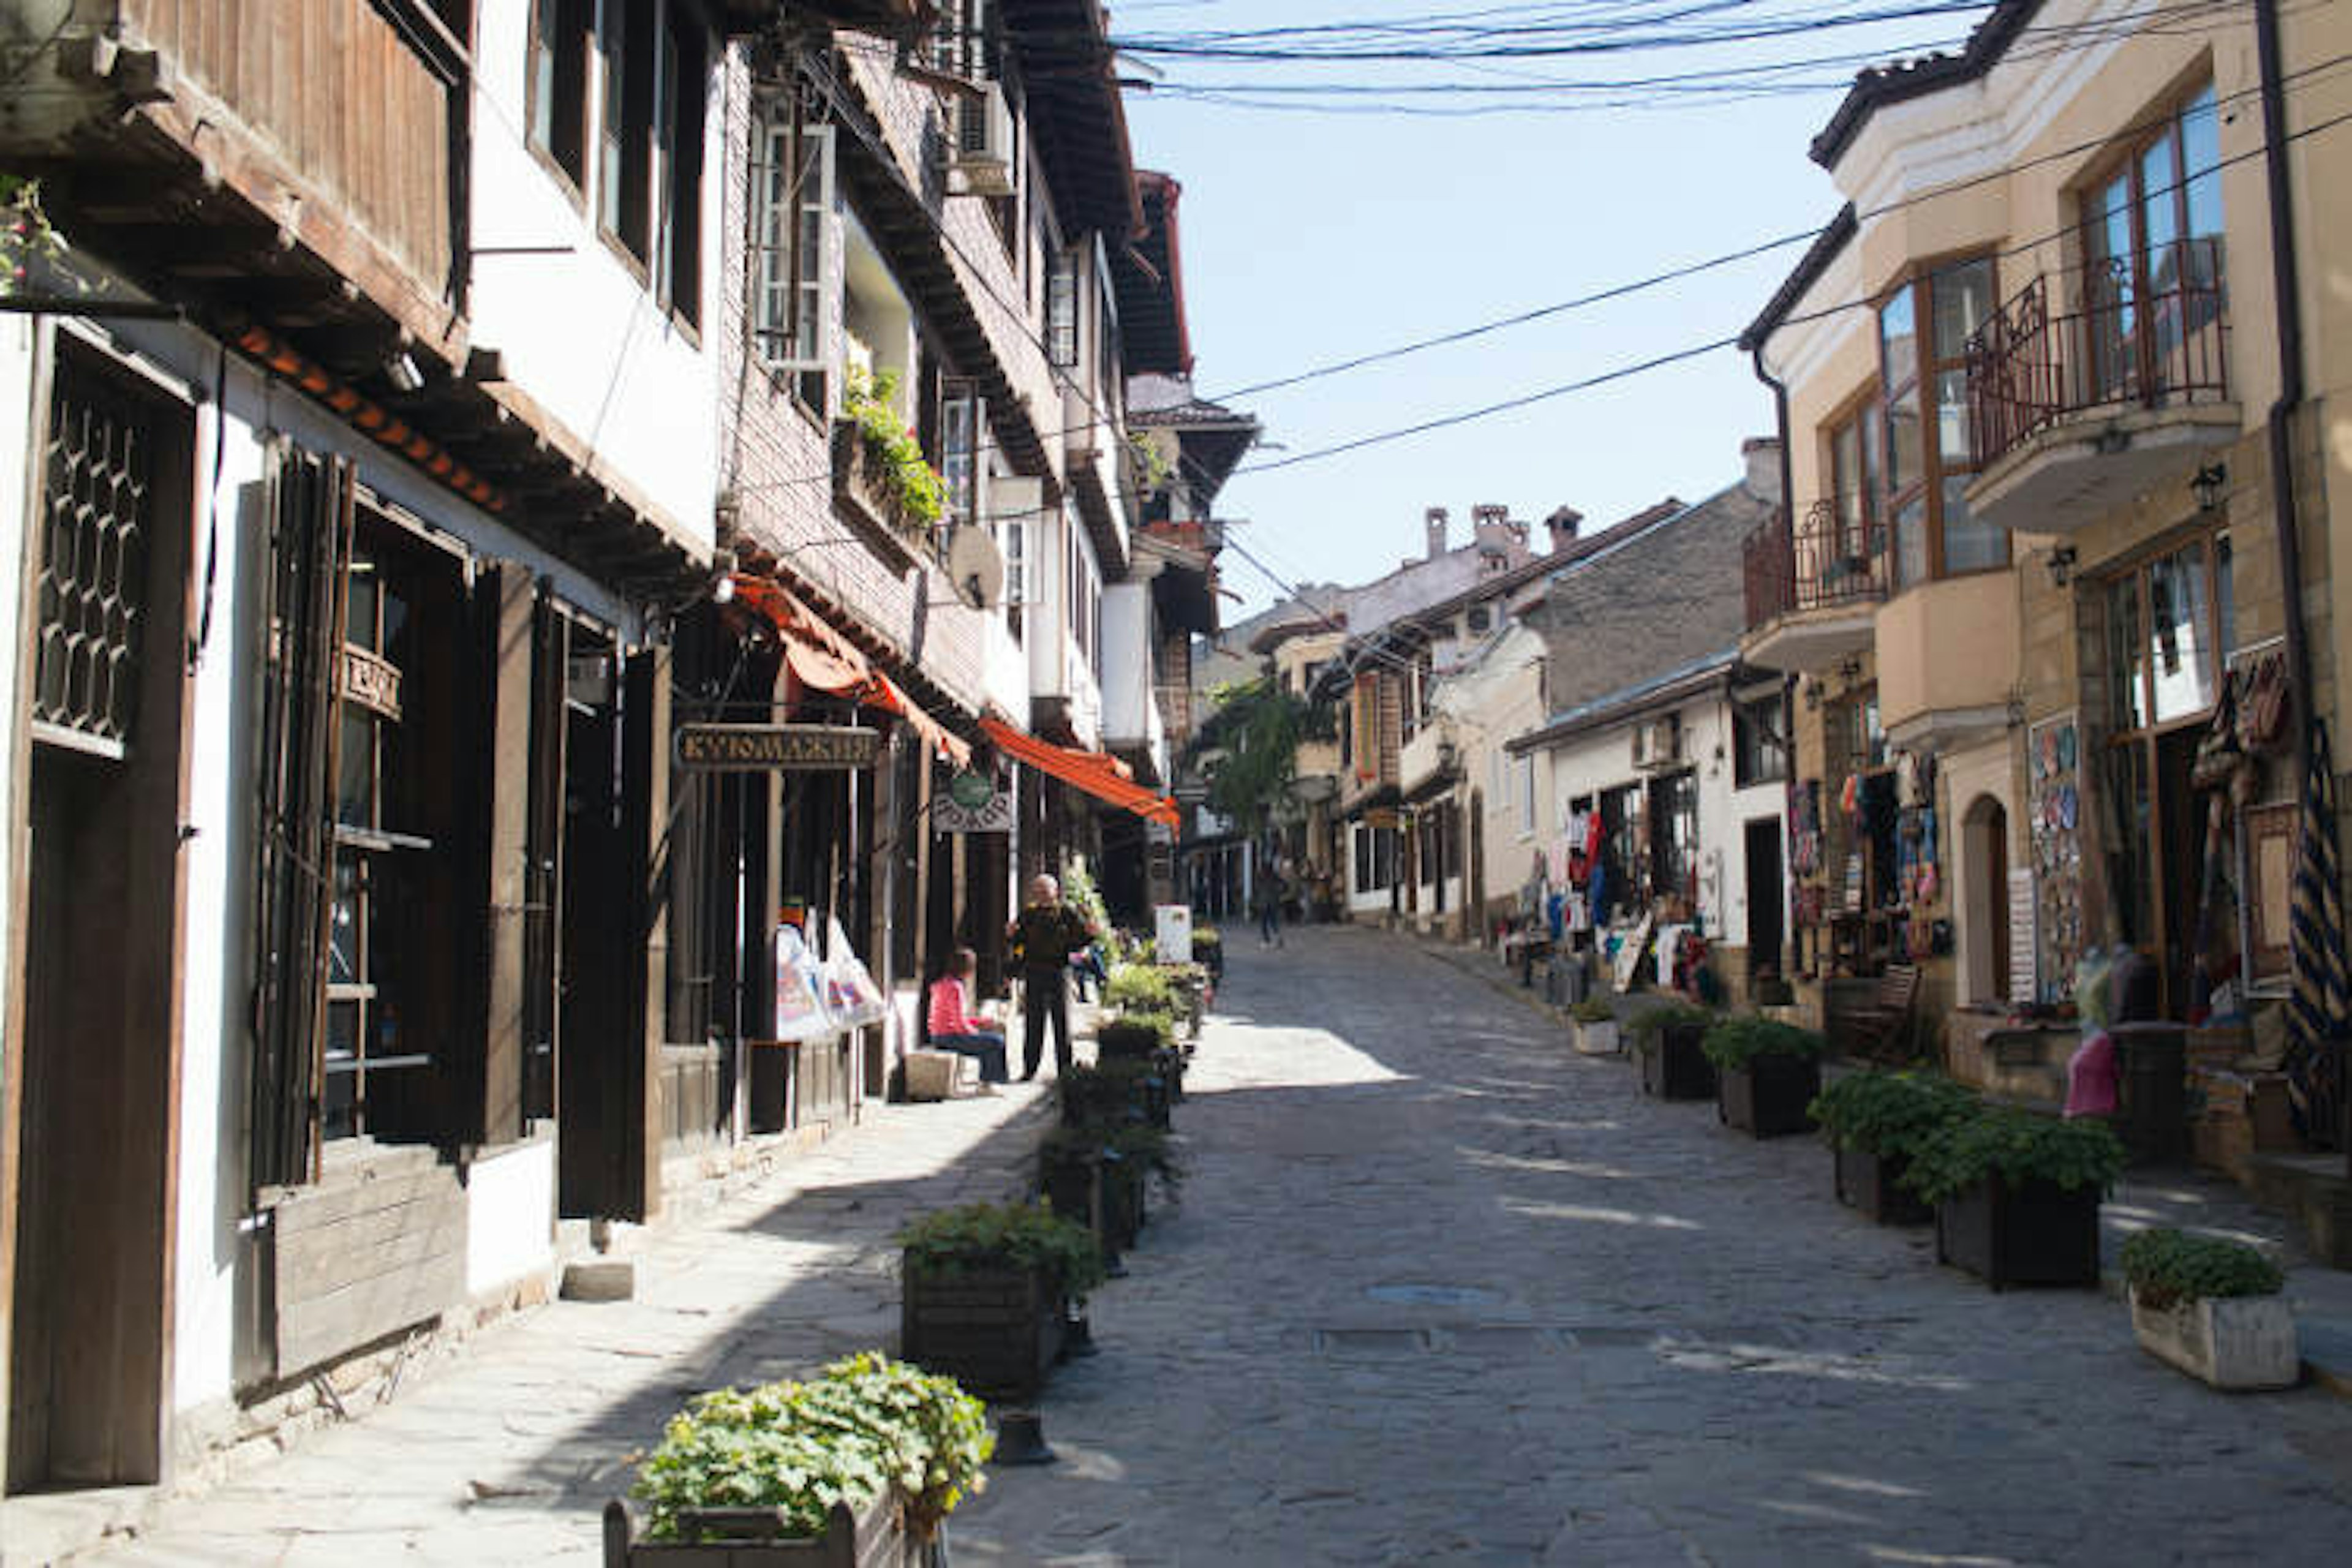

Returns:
1193,676,1307,834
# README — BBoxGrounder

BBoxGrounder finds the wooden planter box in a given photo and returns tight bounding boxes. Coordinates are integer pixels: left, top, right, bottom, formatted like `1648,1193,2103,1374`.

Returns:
1934,1176,2102,1290
1834,1145,1934,1226
1640,1023,1716,1101
900,1261,1065,1401
2128,1287,2300,1390
1717,1054,1820,1138
1572,1019,1619,1057
602,1490,921,1567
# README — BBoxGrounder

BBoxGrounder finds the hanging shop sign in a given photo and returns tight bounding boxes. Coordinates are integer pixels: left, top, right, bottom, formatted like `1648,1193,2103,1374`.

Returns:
932,766,1014,833
676,723,881,772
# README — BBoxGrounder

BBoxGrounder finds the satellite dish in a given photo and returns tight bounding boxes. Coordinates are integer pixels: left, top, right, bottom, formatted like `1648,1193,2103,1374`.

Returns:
945,523,1006,610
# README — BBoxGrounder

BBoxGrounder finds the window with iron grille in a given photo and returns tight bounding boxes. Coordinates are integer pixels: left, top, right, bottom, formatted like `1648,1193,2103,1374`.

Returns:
34,363,154,752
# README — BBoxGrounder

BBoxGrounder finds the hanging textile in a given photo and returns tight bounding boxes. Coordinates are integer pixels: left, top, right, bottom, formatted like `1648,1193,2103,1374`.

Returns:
2286,719,2348,1148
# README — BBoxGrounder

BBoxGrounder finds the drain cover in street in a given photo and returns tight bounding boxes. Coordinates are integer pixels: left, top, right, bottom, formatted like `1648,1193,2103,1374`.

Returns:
1365,1283,1502,1308
1433,1326,1558,1355
1315,1328,1431,1355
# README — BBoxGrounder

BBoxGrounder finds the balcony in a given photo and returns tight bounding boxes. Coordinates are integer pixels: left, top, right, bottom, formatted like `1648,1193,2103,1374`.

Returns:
1739,500,1886,673
1966,239,2241,531
831,420,938,571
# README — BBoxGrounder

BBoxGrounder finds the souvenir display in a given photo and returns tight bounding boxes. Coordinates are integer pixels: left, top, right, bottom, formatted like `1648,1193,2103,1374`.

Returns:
2027,712,2083,1005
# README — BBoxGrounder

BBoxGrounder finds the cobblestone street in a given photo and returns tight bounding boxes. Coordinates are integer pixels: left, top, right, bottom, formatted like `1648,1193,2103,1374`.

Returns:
949,927,2352,1566
46,925,2352,1567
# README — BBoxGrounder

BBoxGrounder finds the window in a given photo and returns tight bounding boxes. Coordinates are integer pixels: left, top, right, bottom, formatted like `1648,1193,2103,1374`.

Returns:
1517,754,1536,836
1353,824,1398,892
932,0,989,81
1733,693,1789,788
1649,771,1699,910
1047,247,1080,369
1466,605,1492,635
1879,253,2001,586
2108,533,2228,731
940,379,982,528
595,0,652,257
2082,83,2225,404
755,120,840,409
998,507,1027,640
652,5,704,322
529,0,591,184
1598,783,1643,921
1824,395,1885,575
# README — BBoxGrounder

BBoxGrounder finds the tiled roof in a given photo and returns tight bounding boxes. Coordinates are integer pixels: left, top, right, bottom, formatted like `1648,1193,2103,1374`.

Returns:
1807,0,2042,169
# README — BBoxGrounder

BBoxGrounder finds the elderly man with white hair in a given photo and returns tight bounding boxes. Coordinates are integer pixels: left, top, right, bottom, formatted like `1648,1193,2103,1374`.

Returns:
1007,872,1094,1081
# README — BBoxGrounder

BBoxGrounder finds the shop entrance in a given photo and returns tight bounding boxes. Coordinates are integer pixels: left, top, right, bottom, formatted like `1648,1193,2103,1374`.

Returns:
1961,796,2010,1005
6,345,190,1490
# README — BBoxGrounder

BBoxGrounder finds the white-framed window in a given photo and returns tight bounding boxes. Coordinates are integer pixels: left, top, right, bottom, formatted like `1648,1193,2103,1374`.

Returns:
755,119,841,407
940,378,982,528
1047,247,1080,369
1518,754,1536,836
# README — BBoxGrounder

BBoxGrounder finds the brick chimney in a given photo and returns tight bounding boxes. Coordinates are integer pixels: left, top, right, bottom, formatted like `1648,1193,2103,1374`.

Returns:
1742,436,1784,506
1425,507,1449,560
1545,505,1583,554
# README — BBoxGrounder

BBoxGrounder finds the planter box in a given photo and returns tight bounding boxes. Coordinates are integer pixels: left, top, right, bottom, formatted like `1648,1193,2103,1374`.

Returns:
1572,1019,1619,1057
1934,1176,2102,1290
1717,1055,1820,1138
1640,1023,1716,1101
601,1489,921,1568
900,1261,1065,1401
2128,1287,2300,1391
1833,1144,1934,1226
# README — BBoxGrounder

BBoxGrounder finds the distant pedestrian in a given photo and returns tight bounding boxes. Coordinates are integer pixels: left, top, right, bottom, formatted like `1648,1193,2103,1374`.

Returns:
1071,938,1109,1001
1009,874,1091,1080
1256,867,1286,948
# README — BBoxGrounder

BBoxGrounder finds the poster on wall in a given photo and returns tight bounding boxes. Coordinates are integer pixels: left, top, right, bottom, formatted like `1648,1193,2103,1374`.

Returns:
2027,712,2082,1005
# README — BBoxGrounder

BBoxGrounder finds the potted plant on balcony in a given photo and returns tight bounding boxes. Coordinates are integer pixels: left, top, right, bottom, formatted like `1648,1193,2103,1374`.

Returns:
1569,997,1620,1057
836,367,948,553
1630,1002,1716,1101
1703,1017,1825,1137
1903,1107,2125,1289
1808,1070,1976,1225
2120,1229,2298,1390
606,1351,991,1566
897,1202,1104,1401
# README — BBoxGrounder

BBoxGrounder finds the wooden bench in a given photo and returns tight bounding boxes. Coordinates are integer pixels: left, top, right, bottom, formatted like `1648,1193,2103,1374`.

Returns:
1839,962,1919,1062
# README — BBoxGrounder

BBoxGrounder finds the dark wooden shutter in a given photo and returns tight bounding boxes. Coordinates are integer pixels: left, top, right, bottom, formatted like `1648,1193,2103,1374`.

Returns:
521,592,569,1124
251,448,356,1193
462,562,538,1148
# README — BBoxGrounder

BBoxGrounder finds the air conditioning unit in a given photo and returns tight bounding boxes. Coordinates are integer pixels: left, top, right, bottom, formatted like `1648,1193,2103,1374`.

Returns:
1632,714,1683,771
953,81,1016,196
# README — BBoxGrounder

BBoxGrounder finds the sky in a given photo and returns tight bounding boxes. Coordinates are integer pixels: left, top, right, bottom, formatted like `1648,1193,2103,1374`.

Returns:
1110,0,2005,615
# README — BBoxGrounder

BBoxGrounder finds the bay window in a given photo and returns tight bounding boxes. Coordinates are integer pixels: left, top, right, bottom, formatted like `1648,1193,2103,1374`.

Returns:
1879,254,2002,586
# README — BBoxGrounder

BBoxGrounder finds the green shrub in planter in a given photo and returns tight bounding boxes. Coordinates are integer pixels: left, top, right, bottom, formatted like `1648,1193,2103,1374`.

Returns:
895,1200,1106,1299
1097,1011,1177,1058
1041,1120,1184,1205
633,1352,992,1544
1808,1071,1977,1158
1627,1002,1714,1054
1569,998,1615,1024
1191,927,1222,953
1102,963,1178,1014
1700,1016,1825,1069
2120,1229,2285,1311
1058,1057,1165,1128
1900,1106,2127,1204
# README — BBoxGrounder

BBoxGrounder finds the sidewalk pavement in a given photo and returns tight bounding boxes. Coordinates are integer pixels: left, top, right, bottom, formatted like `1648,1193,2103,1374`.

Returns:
29,1078,1061,1567
1412,933,2352,1403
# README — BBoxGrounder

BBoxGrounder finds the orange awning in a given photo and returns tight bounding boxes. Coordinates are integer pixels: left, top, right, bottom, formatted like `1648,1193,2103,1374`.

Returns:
979,717,1178,828
730,575,972,768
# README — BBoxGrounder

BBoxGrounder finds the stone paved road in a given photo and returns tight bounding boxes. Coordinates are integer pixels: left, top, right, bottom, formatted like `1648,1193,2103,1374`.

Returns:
946,926,2352,1567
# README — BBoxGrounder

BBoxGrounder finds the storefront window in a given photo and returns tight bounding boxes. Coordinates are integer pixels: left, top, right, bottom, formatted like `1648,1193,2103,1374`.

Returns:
1649,771,1698,909
2147,543,2216,723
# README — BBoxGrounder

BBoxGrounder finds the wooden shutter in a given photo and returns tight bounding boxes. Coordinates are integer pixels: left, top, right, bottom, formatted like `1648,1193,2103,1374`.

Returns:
521,595,570,1125
468,563,539,1148
250,447,356,1194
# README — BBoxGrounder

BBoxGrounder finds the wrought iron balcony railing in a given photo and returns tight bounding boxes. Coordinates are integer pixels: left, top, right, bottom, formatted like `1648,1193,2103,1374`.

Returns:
1742,499,1889,631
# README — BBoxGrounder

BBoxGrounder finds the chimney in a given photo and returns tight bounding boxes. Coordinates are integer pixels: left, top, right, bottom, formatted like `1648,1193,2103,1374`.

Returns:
1425,507,1449,560
1545,505,1583,554
1741,435,1784,506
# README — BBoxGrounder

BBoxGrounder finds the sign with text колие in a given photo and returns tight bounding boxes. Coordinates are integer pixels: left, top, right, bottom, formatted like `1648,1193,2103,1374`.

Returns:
675,723,880,772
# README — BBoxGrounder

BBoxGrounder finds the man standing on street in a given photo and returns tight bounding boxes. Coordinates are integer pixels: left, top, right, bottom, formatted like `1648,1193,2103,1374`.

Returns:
1010,873,1092,1081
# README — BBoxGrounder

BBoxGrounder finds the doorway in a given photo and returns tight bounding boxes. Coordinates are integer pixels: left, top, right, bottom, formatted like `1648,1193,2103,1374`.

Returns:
1744,817,1785,987
1961,796,2010,1005
7,344,190,1490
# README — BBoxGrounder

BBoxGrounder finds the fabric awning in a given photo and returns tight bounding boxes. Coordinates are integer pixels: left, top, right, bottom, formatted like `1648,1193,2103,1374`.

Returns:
730,575,972,767
979,716,1178,827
